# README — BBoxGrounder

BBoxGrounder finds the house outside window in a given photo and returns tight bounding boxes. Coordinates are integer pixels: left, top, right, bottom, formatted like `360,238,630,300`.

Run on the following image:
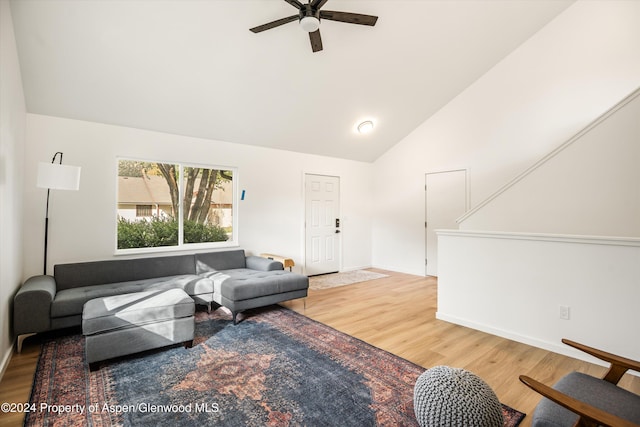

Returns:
117,159,236,252
136,205,153,217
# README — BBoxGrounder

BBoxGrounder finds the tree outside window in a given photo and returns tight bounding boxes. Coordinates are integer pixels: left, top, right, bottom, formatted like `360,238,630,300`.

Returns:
117,159,234,250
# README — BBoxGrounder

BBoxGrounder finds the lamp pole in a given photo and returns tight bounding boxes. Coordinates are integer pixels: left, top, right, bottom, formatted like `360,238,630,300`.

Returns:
43,152,64,275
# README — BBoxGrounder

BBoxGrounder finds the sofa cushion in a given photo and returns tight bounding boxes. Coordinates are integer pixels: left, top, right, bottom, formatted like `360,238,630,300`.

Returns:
245,256,284,271
51,274,208,318
82,289,194,336
55,254,196,291
211,269,309,301
195,250,246,274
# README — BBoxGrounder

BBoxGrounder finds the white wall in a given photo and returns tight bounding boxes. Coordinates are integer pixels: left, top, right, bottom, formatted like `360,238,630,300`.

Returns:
22,114,373,279
460,88,640,236
371,0,640,275
435,33,640,366
437,231,640,363
0,0,26,378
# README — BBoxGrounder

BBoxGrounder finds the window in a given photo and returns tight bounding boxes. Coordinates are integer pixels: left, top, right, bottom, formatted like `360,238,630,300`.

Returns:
117,159,236,251
136,205,152,217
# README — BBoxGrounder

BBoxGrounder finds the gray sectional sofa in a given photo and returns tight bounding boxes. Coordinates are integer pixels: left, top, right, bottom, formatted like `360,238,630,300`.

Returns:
14,249,309,351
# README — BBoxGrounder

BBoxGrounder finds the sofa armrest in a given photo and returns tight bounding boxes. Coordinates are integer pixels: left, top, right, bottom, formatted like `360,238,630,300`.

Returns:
14,275,57,335
246,256,284,271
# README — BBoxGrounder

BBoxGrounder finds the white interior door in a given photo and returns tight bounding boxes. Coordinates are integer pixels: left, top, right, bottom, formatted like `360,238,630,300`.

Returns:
425,170,467,276
305,174,340,276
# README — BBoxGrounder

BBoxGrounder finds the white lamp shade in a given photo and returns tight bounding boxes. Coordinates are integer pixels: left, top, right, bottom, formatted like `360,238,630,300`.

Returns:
37,162,81,190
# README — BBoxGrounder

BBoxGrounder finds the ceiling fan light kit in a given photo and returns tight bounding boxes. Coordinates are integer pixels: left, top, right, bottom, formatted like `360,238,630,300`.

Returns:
250,0,378,53
300,16,320,33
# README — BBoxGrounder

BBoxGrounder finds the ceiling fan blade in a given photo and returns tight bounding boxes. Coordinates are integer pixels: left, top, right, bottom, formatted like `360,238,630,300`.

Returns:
319,10,378,26
284,0,304,10
309,30,323,52
310,0,329,9
250,15,298,33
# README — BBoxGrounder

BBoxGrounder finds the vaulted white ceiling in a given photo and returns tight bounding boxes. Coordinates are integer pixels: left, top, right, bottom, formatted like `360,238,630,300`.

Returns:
10,0,573,162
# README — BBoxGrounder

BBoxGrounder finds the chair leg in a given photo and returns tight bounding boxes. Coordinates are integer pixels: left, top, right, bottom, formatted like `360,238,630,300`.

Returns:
232,311,239,325
184,340,193,349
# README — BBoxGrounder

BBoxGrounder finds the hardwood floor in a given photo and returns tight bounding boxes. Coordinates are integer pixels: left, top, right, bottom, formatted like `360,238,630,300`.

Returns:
1,270,638,426
0,343,39,426
285,270,640,426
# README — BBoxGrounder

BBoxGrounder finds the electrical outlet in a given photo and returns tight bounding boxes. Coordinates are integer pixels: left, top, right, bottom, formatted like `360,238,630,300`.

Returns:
559,305,570,320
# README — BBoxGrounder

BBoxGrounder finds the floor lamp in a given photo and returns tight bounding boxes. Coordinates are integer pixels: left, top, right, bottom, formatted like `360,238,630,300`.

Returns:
36,152,81,275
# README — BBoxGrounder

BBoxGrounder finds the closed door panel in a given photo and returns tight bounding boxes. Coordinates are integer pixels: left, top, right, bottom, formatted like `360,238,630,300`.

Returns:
425,170,467,276
305,174,340,275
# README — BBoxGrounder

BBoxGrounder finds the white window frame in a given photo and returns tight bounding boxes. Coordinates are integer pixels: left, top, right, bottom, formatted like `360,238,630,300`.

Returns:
115,157,239,255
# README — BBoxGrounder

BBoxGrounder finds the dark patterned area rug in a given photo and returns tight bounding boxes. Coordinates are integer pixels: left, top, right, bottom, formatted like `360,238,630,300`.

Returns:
26,306,525,426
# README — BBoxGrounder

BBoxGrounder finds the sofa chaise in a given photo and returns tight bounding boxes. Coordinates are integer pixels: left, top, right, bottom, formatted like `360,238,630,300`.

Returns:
14,249,309,352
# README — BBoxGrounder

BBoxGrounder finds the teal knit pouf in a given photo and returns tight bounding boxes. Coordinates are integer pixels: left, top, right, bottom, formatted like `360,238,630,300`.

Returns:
413,366,504,427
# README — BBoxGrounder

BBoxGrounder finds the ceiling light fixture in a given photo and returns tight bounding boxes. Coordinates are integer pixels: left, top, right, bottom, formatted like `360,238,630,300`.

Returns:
299,16,320,33
357,120,374,134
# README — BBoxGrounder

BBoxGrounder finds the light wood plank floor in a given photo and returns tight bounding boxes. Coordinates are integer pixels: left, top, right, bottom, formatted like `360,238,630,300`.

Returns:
1,270,638,426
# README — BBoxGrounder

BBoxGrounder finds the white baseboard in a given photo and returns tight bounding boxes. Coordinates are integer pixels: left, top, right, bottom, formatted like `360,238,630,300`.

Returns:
435,311,612,369
370,264,424,276
0,345,14,384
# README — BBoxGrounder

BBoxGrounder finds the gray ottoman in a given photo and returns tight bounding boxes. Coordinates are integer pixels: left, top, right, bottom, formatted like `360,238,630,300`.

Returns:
414,365,504,427
83,288,195,369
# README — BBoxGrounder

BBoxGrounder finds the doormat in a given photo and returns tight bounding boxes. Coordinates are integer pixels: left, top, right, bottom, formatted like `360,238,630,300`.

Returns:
309,270,389,290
